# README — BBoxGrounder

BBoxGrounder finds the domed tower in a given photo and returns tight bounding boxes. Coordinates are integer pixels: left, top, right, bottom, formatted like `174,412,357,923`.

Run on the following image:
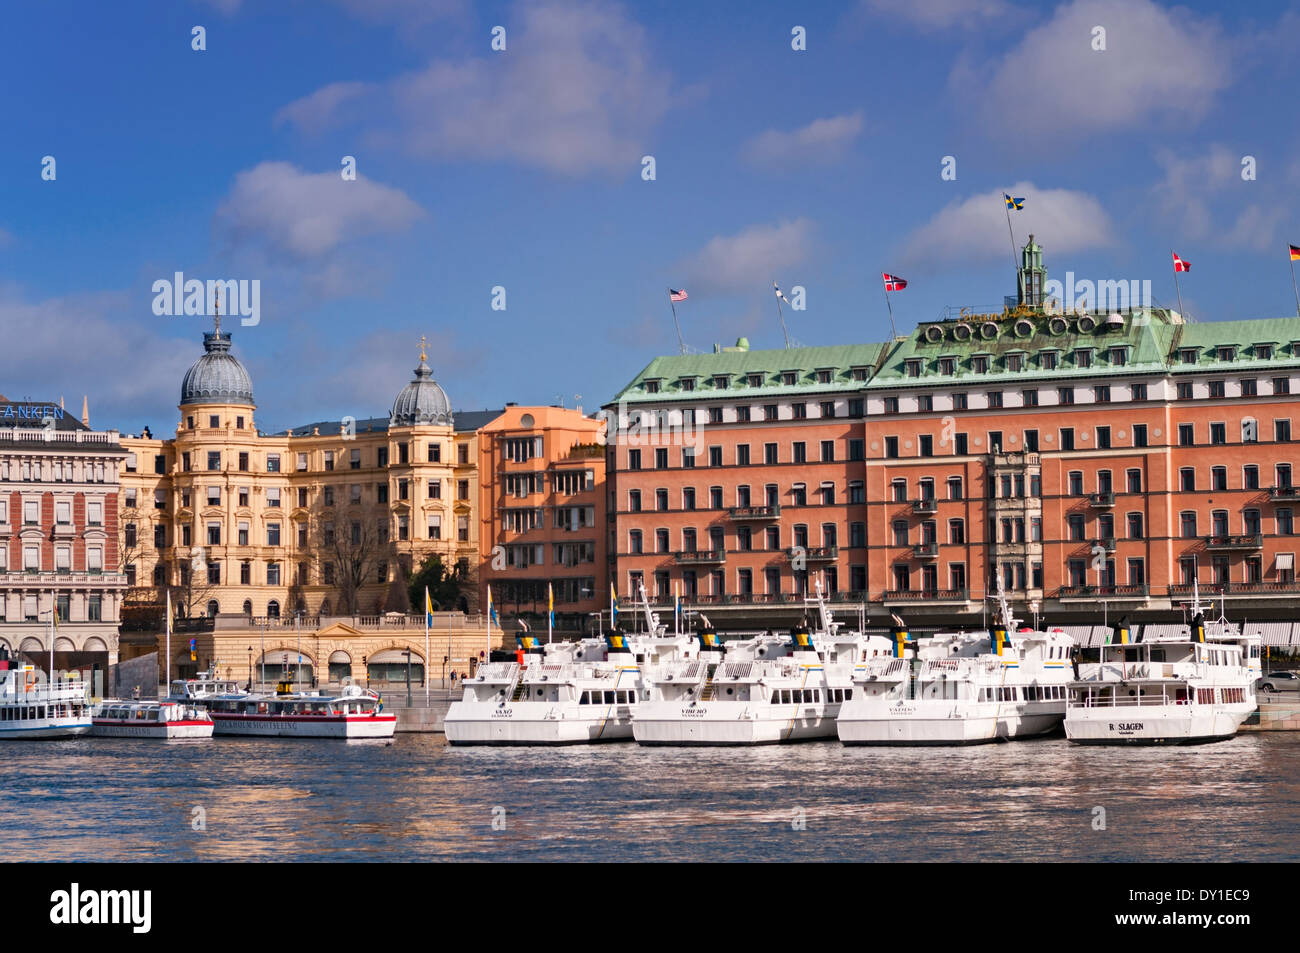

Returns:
390,349,452,427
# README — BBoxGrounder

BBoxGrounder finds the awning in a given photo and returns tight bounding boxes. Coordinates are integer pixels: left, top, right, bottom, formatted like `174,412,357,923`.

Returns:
328,650,352,664
1276,553,1293,571
368,648,424,665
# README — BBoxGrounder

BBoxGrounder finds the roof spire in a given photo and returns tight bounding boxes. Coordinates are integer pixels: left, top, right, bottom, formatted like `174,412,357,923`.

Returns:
213,287,222,335
418,334,428,362
81,395,89,427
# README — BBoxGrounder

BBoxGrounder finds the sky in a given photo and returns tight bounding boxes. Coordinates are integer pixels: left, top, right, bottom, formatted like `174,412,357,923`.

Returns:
2,0,1299,437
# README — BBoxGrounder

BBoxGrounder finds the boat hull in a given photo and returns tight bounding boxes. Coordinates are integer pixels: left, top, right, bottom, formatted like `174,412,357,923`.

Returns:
0,719,92,739
632,702,837,745
1064,704,1251,744
210,713,396,738
92,719,214,739
444,702,633,745
837,703,1063,746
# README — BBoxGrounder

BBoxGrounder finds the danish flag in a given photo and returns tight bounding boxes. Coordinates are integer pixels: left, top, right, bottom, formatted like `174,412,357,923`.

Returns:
882,273,908,292
1172,252,1191,273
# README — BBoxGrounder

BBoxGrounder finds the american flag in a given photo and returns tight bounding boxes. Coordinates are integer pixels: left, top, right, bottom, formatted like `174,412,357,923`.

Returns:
882,272,908,292
669,288,688,302
1172,252,1191,273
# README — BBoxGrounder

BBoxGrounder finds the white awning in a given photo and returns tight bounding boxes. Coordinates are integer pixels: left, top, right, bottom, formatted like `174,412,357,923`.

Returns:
1276,553,1294,570
369,648,424,665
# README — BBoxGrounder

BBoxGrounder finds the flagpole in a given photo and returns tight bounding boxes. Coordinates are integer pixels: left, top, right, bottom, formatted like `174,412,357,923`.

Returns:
424,587,430,704
1290,254,1300,319
165,589,172,692
1005,200,1018,271
668,290,685,355
882,284,898,339
1172,249,1186,318
773,280,791,348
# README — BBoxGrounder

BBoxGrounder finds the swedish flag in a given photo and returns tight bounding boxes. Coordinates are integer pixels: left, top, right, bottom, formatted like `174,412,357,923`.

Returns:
1004,193,1025,210
425,587,433,629
547,582,554,630
487,585,498,626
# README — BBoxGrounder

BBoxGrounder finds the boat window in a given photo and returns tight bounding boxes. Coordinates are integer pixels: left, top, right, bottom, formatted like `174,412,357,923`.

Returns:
578,691,589,705
605,691,616,704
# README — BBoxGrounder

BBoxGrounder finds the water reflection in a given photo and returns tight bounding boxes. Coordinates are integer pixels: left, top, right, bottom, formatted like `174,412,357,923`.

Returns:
0,734,1295,861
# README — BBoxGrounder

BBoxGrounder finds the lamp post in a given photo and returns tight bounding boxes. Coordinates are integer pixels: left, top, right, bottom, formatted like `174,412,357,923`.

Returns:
247,646,252,691
404,649,412,706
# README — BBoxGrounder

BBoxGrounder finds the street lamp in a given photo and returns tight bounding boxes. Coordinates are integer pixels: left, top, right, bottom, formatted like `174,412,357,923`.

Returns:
403,649,412,706
246,645,252,691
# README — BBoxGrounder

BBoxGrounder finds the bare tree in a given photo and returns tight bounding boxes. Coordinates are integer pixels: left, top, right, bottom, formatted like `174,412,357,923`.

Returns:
306,497,397,615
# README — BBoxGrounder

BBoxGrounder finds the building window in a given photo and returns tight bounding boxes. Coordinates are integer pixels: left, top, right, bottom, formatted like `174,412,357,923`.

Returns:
1133,424,1148,448
1131,382,1147,401
987,391,1003,409
1276,420,1292,442
1095,385,1110,403
1177,382,1193,400
1178,424,1194,446
1180,468,1195,492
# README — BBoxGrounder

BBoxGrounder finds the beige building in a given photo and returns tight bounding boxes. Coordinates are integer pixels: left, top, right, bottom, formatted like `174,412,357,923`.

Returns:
118,322,496,636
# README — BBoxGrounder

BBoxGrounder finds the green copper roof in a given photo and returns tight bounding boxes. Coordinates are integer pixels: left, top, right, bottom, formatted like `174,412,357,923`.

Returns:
606,342,886,405
1167,317,1300,371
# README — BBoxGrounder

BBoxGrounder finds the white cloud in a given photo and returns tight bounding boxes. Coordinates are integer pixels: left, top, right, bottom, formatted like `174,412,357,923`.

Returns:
273,82,376,135
859,0,1012,31
898,184,1114,265
743,113,864,168
214,161,423,260
965,0,1231,133
1151,145,1293,251
0,286,195,427
275,0,674,176
683,219,815,294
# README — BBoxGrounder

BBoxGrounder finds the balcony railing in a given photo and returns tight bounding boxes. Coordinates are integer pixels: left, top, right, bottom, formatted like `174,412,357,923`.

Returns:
790,545,838,562
1098,537,1116,552
911,498,938,515
1203,534,1263,551
1169,581,1300,597
1056,584,1148,599
1268,485,1299,502
912,542,939,559
673,549,726,565
727,504,781,521
881,588,969,602
1088,492,1115,508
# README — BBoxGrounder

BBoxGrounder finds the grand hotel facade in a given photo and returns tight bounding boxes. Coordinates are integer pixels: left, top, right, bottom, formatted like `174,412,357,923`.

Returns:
605,240,1300,627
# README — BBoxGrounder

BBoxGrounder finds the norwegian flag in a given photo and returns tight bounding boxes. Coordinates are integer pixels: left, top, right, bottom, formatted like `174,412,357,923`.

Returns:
882,272,908,292
668,288,688,302
1172,252,1191,273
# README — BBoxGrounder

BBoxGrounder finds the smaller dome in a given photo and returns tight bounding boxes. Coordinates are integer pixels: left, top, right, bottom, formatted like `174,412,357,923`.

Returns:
390,359,452,426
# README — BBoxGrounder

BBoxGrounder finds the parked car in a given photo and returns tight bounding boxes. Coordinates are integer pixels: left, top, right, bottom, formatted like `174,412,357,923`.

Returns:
1256,671,1300,693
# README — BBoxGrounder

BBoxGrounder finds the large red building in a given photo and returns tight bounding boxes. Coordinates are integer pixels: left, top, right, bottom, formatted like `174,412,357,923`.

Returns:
604,243,1300,627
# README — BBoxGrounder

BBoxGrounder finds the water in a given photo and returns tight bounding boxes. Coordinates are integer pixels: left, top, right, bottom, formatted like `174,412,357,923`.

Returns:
3,733,1297,862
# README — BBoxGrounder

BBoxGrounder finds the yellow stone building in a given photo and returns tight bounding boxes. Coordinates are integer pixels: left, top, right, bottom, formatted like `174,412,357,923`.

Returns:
116,321,505,682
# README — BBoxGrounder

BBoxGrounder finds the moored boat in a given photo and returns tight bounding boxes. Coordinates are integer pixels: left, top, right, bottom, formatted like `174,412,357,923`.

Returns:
92,700,214,739
836,586,1074,746
0,658,93,739
1064,586,1260,745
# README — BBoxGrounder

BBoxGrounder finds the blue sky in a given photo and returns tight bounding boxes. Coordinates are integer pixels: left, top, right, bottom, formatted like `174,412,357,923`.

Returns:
2,0,1298,436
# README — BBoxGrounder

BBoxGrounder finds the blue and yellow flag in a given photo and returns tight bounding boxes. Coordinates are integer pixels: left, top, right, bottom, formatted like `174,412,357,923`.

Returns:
1004,193,1025,210
189,637,196,662
517,634,542,651
610,582,618,629
486,585,498,626
547,582,554,629
605,632,630,652
674,582,682,625
425,586,433,629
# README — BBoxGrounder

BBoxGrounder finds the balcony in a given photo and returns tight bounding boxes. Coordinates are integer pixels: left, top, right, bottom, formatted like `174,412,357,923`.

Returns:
1098,537,1116,552
1056,585,1147,600
1203,534,1263,551
727,504,781,521
1268,485,1299,502
1088,492,1115,508
911,498,938,515
912,542,938,560
673,549,726,565
790,545,838,563
881,588,970,603
1169,581,1300,598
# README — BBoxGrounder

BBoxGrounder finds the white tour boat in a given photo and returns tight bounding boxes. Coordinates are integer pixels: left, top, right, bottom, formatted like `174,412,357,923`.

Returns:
1064,588,1261,745
92,700,214,739
444,587,700,745
633,586,894,745
0,636,93,740
836,588,1075,746
169,669,395,739
0,659,93,739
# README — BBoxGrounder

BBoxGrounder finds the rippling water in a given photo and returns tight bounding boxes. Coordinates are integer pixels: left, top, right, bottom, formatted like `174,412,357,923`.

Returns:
3,733,1296,862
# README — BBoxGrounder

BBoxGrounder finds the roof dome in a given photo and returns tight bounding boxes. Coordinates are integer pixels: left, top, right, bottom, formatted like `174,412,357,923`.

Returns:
180,331,255,407
390,358,452,426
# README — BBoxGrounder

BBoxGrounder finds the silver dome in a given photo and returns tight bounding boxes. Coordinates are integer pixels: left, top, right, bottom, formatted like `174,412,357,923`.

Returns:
180,331,255,407
390,359,452,426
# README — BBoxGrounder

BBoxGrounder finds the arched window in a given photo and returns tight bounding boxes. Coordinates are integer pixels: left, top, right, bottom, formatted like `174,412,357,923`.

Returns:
206,600,219,618
242,600,252,617
320,599,331,617
267,600,280,619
